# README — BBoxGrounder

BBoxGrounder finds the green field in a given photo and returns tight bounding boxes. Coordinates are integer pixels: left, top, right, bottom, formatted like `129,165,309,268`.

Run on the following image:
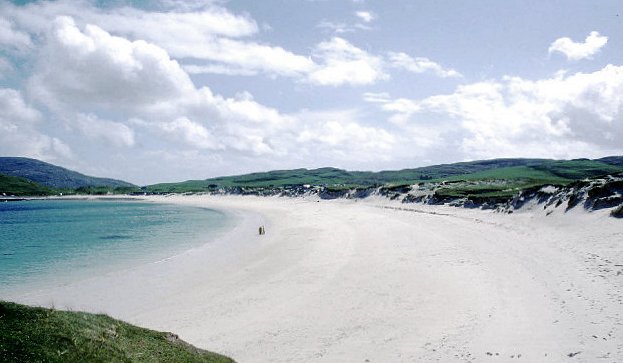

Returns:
146,157,623,193
0,301,233,363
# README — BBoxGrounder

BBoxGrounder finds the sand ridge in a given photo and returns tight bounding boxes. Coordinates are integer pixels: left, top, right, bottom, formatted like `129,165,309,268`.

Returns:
8,195,623,362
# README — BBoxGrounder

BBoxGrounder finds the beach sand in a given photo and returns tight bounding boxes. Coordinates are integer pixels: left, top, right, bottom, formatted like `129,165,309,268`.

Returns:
8,195,623,362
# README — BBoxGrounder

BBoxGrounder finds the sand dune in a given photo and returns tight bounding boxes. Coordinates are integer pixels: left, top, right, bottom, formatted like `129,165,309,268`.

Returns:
10,195,623,362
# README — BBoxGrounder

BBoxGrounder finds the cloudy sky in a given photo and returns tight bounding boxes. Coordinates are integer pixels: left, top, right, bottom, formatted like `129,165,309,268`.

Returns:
1,0,622,184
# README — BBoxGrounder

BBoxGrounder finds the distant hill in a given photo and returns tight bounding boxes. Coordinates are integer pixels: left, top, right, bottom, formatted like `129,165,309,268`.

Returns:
0,174,57,196
598,156,623,167
147,157,623,193
0,157,134,189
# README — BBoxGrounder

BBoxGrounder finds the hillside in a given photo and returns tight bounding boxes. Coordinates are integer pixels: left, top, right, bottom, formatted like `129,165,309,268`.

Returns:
0,158,134,190
0,301,234,363
0,174,57,196
147,157,623,193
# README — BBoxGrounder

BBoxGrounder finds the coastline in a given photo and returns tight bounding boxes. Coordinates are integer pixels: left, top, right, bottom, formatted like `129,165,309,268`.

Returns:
6,195,623,362
1,197,243,298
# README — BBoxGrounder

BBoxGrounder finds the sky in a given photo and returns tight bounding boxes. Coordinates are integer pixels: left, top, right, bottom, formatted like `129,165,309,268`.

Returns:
1,0,622,184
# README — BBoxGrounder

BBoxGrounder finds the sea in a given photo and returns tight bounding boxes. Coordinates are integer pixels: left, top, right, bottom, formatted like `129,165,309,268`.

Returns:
0,199,232,292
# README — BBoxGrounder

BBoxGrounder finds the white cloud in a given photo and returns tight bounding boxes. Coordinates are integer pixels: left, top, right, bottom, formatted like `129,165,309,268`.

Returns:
158,117,222,150
308,37,387,86
388,52,461,78
375,65,623,159
317,11,374,34
0,17,33,52
0,88,41,123
548,31,608,61
0,88,72,160
27,16,295,157
3,1,315,79
174,37,315,77
295,110,396,161
355,11,375,23
3,1,257,39
4,1,411,87
72,113,135,148
298,120,394,149
29,16,195,111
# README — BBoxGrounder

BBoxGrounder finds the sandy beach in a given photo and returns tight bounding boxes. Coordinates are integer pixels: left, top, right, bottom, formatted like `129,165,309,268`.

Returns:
7,195,623,362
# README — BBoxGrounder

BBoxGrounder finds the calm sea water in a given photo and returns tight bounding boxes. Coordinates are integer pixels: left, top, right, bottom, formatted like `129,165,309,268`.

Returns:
0,199,231,291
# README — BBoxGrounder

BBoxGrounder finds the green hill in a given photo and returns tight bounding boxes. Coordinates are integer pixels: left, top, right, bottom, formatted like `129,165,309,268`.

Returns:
0,157,135,190
147,157,623,193
0,301,234,363
0,174,57,196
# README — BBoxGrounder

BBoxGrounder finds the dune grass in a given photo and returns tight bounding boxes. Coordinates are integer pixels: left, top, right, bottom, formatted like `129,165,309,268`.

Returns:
0,301,234,363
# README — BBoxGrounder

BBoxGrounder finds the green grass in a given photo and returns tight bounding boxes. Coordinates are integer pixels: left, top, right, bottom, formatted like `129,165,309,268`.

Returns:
442,166,570,184
146,158,623,194
0,174,57,196
532,159,623,179
0,301,234,363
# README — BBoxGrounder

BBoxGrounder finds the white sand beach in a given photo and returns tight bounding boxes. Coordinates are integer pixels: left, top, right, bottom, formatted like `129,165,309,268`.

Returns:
9,195,623,362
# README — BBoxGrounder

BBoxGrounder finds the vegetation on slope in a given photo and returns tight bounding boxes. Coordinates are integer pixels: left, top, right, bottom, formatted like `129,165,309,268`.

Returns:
0,174,57,196
2,156,622,197
146,158,623,193
0,157,135,189
0,301,234,363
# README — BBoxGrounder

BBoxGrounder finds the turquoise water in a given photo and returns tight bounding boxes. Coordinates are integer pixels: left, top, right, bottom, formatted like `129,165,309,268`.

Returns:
0,199,231,291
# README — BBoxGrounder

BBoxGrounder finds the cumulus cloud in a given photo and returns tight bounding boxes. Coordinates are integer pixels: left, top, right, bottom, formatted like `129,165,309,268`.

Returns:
24,17,297,158
2,1,315,79
0,17,33,52
548,31,608,61
72,113,135,148
374,65,623,159
5,1,455,88
0,88,72,160
3,1,257,40
308,37,386,86
295,110,396,161
158,117,221,150
30,16,194,111
388,52,461,78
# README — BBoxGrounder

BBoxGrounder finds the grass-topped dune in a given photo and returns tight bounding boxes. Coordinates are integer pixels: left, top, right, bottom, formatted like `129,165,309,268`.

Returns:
0,301,234,363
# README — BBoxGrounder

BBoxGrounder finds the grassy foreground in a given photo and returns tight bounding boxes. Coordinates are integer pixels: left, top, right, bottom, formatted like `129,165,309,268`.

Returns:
0,301,234,363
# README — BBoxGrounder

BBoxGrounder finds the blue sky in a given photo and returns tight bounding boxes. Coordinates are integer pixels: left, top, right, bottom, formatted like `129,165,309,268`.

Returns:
1,0,622,184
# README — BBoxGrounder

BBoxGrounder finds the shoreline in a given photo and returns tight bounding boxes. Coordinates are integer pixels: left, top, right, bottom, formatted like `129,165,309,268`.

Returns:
5,195,623,362
1,197,242,298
